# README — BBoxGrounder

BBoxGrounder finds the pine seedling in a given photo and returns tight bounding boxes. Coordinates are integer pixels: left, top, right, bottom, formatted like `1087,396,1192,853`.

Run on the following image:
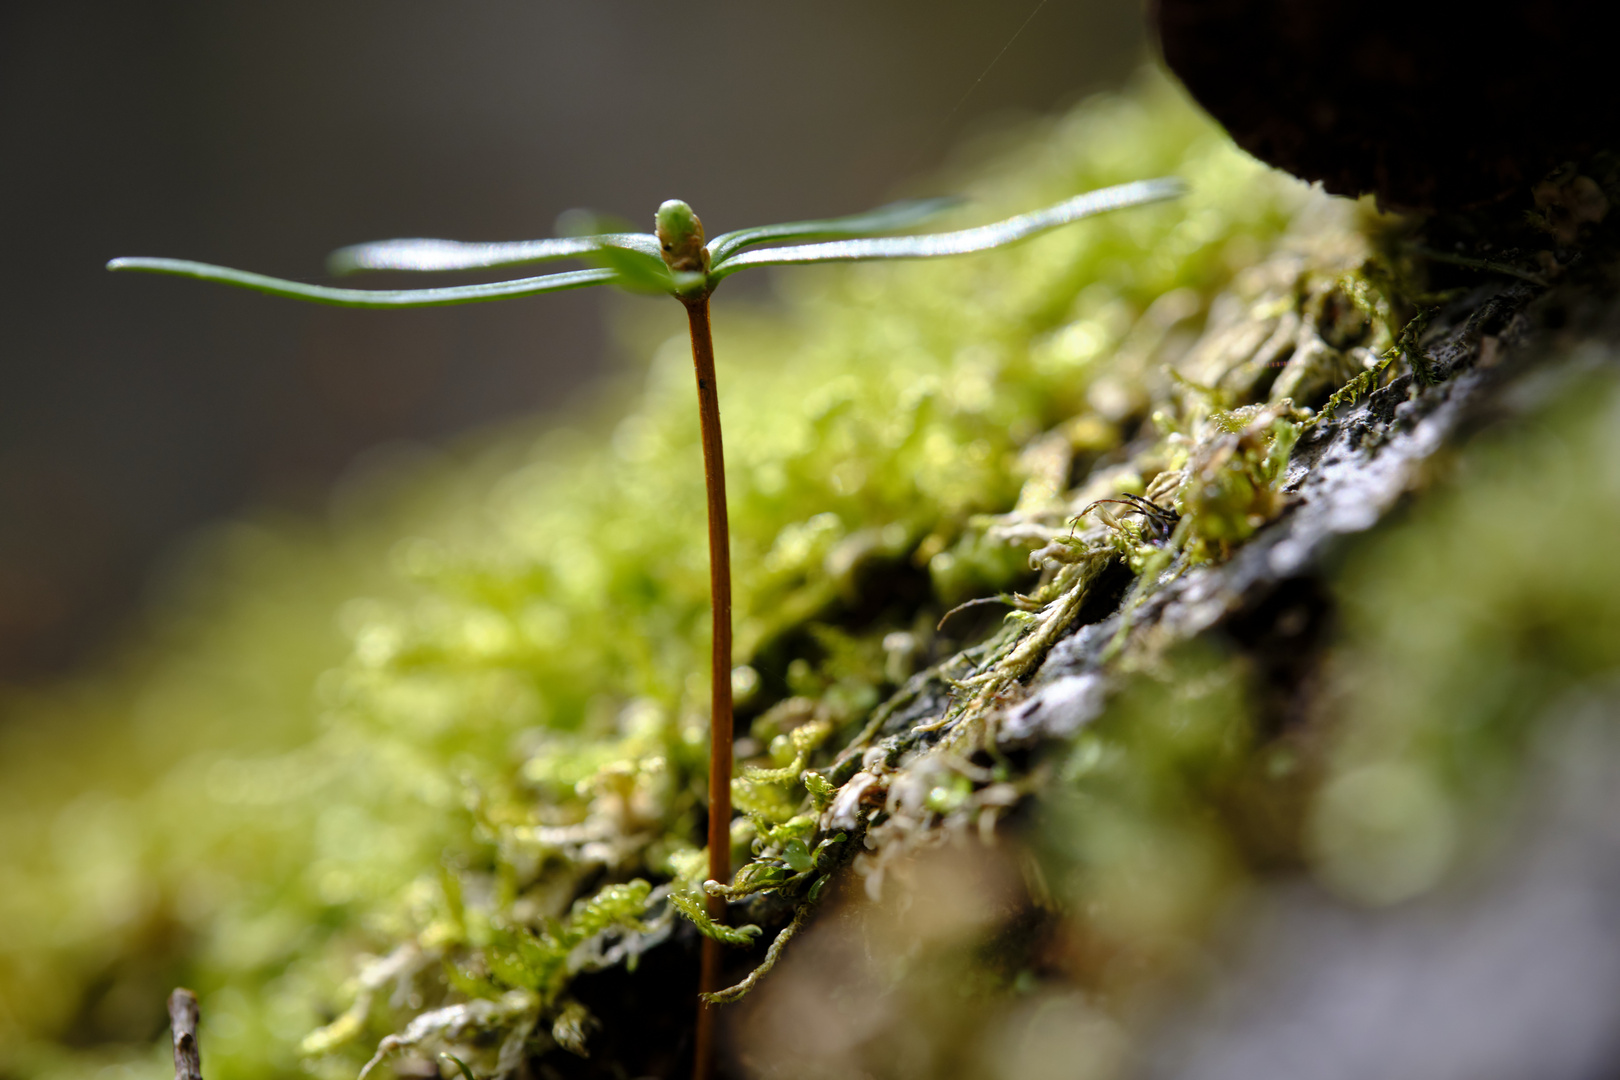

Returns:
109,176,1182,1077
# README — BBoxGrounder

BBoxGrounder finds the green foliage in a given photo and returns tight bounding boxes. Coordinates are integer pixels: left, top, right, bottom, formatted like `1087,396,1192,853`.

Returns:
667,894,761,947
1317,306,1434,416
1175,402,1302,557
4,68,1323,1080
108,182,1181,306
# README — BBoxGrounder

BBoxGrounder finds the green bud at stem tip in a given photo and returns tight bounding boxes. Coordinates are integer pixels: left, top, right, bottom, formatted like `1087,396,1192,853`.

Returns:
656,199,709,276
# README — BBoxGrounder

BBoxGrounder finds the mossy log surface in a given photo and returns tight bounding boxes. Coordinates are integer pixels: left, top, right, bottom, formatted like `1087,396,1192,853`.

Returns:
5,68,1620,1080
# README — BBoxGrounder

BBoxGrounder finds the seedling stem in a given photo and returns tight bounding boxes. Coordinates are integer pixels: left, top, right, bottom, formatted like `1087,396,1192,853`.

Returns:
679,289,732,1080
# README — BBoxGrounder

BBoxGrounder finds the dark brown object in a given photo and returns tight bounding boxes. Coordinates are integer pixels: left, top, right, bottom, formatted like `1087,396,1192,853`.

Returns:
168,989,204,1080
1153,0,1618,210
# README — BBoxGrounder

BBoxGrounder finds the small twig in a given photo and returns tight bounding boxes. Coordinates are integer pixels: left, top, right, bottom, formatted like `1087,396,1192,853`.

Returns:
168,989,203,1080
1408,245,1547,287
936,594,1015,632
1073,494,1179,542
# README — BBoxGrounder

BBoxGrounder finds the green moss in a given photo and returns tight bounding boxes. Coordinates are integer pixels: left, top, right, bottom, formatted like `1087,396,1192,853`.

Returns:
1,67,1394,1080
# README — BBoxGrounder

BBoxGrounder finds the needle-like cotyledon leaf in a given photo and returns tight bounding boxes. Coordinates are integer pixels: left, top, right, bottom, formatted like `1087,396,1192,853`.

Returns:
703,195,962,265
104,258,619,307
327,232,662,275
708,177,1183,278
107,175,1185,1080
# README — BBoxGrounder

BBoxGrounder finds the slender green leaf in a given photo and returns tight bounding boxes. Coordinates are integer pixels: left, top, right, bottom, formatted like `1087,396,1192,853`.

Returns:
668,892,762,947
705,196,962,266
106,258,620,308
327,232,660,275
709,178,1184,280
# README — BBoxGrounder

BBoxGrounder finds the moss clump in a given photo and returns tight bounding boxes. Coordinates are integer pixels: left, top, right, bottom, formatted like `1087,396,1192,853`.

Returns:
724,221,1620,1080
1,65,1429,1080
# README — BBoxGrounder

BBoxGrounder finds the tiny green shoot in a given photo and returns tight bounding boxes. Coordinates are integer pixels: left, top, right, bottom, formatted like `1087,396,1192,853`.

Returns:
108,176,1183,1078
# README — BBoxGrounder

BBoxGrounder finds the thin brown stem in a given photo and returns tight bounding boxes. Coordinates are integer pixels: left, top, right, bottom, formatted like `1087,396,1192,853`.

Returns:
683,293,732,1080
168,988,203,1080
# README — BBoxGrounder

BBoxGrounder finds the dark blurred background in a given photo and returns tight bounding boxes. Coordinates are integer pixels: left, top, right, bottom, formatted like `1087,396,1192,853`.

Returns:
0,0,1144,681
